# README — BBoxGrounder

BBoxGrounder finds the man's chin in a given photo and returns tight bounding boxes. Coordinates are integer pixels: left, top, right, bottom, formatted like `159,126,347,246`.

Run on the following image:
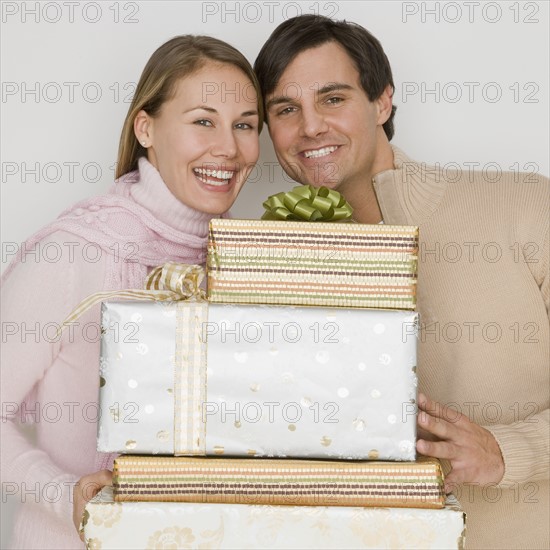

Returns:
299,175,343,191
305,179,341,189
285,167,342,190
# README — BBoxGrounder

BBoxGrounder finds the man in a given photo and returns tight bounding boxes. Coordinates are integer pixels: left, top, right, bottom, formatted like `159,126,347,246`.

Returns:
255,15,549,549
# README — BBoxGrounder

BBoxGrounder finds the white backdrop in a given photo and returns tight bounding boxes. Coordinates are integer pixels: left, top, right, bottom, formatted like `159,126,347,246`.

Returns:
0,0,549,546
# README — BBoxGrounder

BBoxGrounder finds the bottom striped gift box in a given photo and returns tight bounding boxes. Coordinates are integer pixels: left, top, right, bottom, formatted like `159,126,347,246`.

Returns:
112,456,445,509
84,487,466,550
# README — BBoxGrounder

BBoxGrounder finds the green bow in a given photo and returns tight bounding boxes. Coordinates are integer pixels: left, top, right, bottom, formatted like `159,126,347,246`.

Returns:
262,185,353,222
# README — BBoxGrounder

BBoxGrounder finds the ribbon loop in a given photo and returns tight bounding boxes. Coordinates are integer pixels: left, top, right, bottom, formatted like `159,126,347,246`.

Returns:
57,263,205,336
262,185,353,222
145,262,205,300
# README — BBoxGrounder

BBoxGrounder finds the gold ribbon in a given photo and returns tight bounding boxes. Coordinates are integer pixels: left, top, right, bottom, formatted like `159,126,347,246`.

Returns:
262,184,353,222
174,302,208,456
58,263,205,334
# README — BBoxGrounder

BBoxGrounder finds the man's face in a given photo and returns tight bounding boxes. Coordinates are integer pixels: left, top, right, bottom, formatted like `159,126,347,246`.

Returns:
266,42,390,196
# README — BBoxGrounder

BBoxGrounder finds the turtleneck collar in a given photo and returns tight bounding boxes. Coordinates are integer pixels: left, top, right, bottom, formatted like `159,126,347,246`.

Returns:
372,145,447,226
129,157,219,238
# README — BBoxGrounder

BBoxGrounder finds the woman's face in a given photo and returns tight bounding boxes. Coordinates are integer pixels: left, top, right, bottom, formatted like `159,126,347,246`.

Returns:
136,62,260,214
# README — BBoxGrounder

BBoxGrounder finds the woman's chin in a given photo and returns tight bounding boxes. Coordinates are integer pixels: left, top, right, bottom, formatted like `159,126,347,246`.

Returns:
185,193,236,215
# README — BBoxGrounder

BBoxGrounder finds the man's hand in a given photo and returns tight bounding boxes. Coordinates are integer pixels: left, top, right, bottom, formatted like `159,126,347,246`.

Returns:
416,393,505,493
73,469,112,541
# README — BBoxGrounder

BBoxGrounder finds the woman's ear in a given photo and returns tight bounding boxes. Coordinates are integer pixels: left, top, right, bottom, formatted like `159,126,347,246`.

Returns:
376,85,394,126
134,110,152,148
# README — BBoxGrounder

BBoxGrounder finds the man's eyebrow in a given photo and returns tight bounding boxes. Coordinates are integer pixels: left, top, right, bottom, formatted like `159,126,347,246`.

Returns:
316,83,354,95
266,95,294,111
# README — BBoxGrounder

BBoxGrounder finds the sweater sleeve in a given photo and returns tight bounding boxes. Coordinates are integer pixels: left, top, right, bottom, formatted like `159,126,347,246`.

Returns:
0,231,105,524
486,198,550,487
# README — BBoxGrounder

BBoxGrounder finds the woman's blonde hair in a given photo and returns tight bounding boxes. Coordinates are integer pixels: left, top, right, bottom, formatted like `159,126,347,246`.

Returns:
116,35,263,179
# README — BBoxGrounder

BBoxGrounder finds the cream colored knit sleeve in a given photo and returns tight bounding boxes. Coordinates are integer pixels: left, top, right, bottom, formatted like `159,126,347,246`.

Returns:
487,213,549,487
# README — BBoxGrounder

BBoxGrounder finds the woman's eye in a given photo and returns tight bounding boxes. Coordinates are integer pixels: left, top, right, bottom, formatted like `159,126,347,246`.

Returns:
194,119,213,127
235,122,255,130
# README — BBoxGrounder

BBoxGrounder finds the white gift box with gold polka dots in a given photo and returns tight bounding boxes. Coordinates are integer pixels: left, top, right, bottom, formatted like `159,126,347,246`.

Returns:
97,301,418,460
84,487,465,550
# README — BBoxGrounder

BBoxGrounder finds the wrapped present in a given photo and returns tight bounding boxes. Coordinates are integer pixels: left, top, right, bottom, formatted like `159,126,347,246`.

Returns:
113,455,445,509
84,487,465,550
207,218,418,309
97,301,418,460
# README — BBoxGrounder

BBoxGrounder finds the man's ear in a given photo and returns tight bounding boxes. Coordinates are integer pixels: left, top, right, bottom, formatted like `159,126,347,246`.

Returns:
134,110,153,147
376,85,394,126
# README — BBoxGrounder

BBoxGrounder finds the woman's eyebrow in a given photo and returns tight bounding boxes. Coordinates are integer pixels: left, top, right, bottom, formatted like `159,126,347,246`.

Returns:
183,106,259,117
184,105,218,114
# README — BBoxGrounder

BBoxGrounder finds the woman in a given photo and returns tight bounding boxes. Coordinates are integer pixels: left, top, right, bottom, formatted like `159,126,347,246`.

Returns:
1,35,262,548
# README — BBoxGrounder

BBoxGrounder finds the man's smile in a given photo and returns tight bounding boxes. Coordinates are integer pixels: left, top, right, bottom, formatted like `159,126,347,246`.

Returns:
302,145,340,159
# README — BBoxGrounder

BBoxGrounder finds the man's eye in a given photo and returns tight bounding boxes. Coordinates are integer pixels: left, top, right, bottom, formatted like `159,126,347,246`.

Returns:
277,106,296,116
194,119,213,127
326,96,343,105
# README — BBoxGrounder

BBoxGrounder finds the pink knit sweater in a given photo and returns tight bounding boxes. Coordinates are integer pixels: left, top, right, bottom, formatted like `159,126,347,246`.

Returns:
1,158,219,549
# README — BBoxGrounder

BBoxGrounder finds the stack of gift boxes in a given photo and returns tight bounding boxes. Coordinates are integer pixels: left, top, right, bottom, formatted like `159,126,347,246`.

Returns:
83,209,466,549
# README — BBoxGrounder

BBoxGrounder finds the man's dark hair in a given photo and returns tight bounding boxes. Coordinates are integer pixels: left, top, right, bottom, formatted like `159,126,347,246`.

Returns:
254,14,397,141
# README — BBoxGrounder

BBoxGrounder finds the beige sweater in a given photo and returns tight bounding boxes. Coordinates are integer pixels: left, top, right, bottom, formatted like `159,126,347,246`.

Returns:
373,147,549,549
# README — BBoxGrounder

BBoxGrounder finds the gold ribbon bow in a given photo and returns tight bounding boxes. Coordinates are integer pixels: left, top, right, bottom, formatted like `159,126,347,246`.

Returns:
58,263,205,334
262,184,353,222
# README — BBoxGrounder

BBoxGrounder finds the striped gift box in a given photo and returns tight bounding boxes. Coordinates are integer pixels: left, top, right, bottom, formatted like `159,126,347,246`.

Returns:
207,219,418,309
113,456,444,509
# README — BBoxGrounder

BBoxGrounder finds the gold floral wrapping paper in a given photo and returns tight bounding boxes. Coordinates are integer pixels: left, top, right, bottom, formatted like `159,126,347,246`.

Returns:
112,455,445,509
84,487,465,550
207,219,418,310
97,301,418,460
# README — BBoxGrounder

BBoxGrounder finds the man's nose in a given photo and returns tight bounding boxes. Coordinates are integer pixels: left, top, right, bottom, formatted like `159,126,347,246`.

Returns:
299,105,329,138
